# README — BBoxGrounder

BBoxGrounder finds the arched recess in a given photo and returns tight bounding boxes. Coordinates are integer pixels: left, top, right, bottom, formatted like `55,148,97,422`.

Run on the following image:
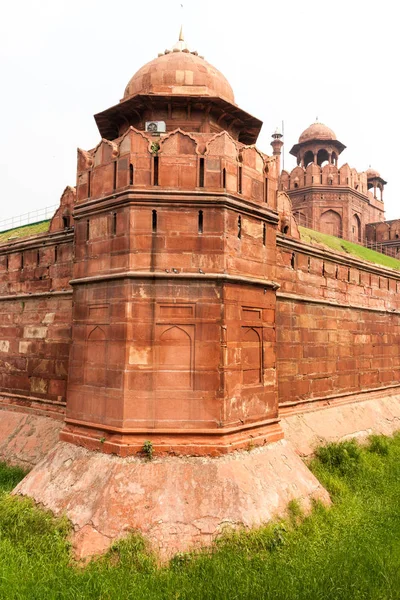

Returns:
303,150,314,168
352,214,362,243
85,326,107,387
241,327,262,385
156,325,193,390
317,149,329,167
320,210,342,238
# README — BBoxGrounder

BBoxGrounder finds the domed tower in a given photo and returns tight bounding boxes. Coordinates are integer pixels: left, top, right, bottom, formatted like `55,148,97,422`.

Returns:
63,32,282,457
290,121,345,168
279,121,385,243
94,33,261,144
366,167,387,201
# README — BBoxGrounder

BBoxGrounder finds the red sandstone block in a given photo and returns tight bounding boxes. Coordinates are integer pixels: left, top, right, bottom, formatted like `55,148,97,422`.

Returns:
303,345,328,359
359,371,379,387
48,379,67,397
311,377,333,394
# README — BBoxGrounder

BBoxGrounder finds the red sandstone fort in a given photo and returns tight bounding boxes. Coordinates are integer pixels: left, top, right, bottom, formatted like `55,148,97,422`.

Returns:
1,32,399,559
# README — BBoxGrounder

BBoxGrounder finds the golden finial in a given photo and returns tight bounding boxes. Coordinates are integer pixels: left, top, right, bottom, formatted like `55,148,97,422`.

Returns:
179,25,184,41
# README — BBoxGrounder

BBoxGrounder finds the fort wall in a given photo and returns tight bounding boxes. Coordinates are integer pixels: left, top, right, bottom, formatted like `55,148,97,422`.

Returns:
276,235,400,411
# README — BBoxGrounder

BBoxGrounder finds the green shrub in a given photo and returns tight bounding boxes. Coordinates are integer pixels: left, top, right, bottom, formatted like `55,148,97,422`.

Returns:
0,462,27,492
315,440,361,475
368,434,390,456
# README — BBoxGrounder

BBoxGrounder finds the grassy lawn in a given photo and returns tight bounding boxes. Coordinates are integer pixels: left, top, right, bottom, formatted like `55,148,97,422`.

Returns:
1,434,400,599
0,220,50,244
299,226,400,270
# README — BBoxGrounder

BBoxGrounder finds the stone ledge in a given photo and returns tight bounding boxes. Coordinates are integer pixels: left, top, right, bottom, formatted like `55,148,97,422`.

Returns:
14,439,329,561
282,392,400,457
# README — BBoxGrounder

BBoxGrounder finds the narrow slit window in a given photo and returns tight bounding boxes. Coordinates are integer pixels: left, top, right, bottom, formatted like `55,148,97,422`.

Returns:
262,222,266,246
112,212,117,236
222,168,226,189
5,255,8,272
62,215,70,229
86,219,90,241
335,265,338,279
113,161,117,191
54,246,58,263
264,177,268,203
348,268,351,282
238,166,243,194
21,253,24,270
308,256,311,273
153,156,159,186
129,163,134,185
238,215,242,239
322,262,325,276
36,250,40,267
199,158,205,188
152,209,157,233
198,210,203,234
291,252,296,269
87,170,91,198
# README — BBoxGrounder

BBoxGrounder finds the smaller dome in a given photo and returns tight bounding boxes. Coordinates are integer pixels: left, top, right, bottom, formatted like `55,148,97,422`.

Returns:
366,167,381,179
299,122,336,144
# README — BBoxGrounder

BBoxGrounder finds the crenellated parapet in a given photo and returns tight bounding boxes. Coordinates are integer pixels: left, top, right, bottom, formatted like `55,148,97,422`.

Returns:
76,127,277,206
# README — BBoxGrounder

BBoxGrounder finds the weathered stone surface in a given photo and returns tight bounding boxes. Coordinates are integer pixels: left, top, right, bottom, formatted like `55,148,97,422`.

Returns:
282,392,400,456
0,410,62,467
14,439,329,560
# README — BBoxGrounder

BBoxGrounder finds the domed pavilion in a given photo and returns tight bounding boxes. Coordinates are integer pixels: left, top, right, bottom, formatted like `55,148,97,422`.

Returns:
94,31,261,145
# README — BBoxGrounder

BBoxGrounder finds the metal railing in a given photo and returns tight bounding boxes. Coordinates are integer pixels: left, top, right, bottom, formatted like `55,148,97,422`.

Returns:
0,205,58,234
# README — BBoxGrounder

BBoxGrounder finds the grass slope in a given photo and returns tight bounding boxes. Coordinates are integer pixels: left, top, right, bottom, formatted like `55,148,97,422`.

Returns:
1,434,400,599
299,225,400,270
0,220,50,244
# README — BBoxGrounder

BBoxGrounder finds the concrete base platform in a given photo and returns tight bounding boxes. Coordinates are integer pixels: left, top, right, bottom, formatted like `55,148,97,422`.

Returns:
0,409,62,468
14,439,329,560
282,391,400,456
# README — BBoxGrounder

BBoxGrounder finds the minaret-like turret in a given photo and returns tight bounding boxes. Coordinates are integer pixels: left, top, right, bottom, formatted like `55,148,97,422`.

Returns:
271,128,284,182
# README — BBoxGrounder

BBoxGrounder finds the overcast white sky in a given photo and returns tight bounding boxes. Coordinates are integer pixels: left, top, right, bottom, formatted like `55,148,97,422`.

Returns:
1,0,399,224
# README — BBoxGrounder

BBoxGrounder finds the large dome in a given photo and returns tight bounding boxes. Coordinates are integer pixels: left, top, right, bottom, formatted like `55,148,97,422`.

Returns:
123,47,235,104
299,122,337,144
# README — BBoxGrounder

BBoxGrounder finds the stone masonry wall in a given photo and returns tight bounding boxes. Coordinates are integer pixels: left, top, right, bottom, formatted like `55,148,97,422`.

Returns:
0,232,73,412
276,235,400,409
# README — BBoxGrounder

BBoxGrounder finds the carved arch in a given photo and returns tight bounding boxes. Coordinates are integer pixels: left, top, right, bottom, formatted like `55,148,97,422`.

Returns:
240,145,265,170
77,148,94,171
93,138,119,166
118,126,151,156
159,129,199,156
205,130,239,159
320,210,342,238
85,326,107,387
352,213,362,243
241,326,262,385
156,325,193,390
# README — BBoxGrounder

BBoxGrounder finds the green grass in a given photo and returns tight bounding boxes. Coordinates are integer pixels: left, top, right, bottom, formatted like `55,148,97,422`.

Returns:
0,220,50,244
1,433,400,599
300,225,400,270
